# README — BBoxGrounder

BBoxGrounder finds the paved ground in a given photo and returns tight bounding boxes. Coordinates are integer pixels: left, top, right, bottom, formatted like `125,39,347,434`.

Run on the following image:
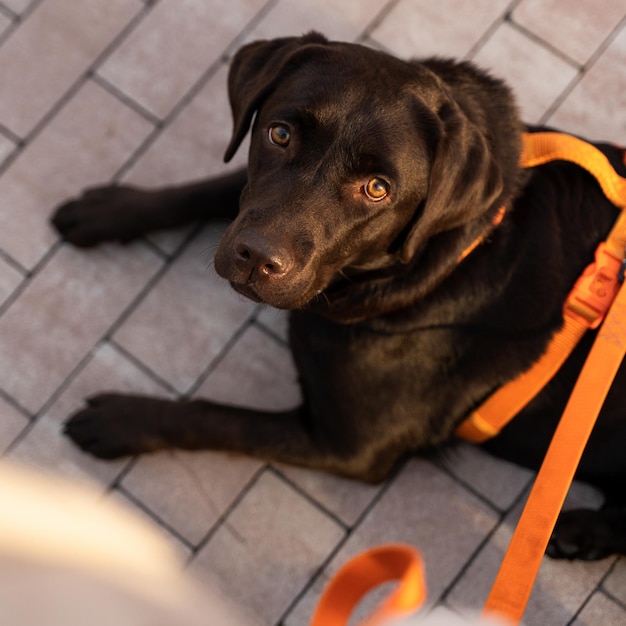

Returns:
1,1,625,624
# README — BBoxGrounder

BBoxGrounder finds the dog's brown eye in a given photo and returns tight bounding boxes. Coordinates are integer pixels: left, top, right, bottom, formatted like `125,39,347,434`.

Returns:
268,124,291,147
364,178,389,201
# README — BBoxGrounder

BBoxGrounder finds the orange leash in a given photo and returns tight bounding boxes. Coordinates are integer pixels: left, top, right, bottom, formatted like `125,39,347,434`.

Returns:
483,277,626,623
481,134,626,623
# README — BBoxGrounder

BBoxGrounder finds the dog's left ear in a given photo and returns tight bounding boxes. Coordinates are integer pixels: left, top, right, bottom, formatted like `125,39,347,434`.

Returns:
401,100,503,263
223,32,329,162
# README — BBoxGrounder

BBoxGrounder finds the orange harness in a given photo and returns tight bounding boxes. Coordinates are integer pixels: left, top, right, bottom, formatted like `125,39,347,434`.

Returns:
311,132,626,626
457,132,626,442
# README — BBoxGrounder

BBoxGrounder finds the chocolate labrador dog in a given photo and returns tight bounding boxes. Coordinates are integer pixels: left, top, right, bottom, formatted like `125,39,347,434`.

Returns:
52,33,626,560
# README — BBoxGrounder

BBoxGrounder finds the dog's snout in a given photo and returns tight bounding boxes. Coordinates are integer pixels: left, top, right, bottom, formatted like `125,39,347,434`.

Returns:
214,222,317,308
234,233,294,280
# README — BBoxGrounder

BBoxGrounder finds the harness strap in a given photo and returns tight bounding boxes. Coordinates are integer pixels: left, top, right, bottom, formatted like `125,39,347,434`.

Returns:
521,132,626,207
455,316,589,441
456,132,626,442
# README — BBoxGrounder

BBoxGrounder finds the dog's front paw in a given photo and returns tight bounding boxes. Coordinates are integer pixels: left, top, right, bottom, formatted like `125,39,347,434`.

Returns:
546,508,614,561
51,185,153,247
63,393,169,459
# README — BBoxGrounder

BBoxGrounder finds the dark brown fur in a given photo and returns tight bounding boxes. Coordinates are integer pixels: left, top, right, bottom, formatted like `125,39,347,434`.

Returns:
52,33,626,560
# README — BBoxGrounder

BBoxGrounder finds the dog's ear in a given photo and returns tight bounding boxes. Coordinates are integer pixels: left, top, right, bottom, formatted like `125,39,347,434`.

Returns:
223,32,329,162
401,100,503,263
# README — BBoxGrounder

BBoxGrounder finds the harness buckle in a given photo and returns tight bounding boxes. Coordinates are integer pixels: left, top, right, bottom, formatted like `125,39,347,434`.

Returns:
565,242,623,328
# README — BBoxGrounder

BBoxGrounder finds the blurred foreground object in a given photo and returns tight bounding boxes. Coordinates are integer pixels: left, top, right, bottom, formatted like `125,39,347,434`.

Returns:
0,459,251,626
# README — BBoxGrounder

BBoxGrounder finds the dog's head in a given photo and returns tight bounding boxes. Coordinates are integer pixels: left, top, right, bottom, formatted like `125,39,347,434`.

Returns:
214,33,521,316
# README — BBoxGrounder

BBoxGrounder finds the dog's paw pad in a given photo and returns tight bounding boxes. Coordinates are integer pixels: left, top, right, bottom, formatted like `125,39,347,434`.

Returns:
63,394,157,459
50,186,149,247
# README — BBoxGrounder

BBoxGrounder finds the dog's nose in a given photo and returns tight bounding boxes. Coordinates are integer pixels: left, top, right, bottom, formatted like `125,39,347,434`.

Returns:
234,233,294,281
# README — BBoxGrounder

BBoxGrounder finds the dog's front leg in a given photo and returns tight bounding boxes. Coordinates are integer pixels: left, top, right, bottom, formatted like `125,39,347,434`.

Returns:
63,393,390,481
51,168,247,247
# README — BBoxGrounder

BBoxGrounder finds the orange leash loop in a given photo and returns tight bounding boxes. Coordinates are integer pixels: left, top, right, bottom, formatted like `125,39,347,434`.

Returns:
482,278,626,624
310,544,426,626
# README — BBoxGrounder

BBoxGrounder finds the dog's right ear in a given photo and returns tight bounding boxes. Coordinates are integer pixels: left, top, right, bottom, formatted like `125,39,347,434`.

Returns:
223,32,329,162
400,99,504,263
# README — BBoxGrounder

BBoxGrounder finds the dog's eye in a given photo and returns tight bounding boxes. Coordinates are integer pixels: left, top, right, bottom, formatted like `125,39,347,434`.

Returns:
268,124,291,147
364,178,389,201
